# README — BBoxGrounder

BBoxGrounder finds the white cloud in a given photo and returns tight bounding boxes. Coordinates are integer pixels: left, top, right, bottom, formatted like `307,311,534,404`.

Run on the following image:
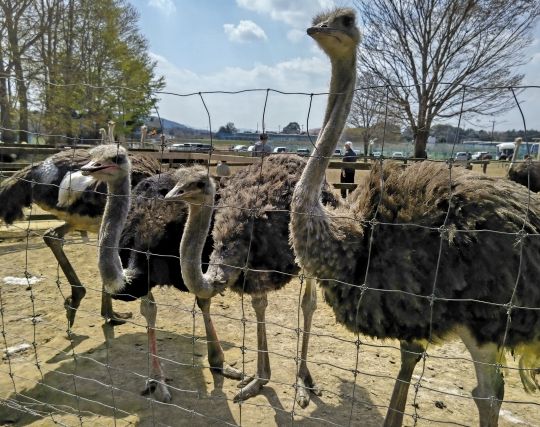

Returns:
236,0,336,27
224,20,268,43
150,52,331,130
287,29,305,43
148,0,176,14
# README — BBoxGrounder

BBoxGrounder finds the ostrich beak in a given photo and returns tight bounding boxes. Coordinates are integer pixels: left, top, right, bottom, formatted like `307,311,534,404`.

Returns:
81,160,118,176
164,186,186,201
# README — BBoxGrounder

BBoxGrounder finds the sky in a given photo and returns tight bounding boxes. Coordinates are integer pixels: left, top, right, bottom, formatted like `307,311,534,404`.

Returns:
129,0,540,135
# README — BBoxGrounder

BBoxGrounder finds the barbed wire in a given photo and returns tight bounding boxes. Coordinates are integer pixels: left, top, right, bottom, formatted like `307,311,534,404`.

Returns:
1,80,540,427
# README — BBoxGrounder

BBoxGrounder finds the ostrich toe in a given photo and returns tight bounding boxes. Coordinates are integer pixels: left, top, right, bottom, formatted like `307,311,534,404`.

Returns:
142,378,171,403
296,374,322,408
233,377,266,402
215,363,243,380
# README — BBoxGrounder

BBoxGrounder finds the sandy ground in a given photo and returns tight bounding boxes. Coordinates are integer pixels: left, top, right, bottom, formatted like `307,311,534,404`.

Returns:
0,162,538,427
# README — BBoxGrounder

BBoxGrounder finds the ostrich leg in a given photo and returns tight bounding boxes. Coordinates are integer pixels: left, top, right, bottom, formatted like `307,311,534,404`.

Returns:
296,277,322,408
234,294,271,402
460,330,504,427
140,291,171,402
383,340,425,427
44,222,131,327
196,297,242,379
43,223,87,327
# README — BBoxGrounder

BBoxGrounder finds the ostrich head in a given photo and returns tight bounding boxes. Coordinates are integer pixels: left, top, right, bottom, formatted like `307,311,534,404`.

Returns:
81,144,131,182
308,8,360,59
165,166,215,205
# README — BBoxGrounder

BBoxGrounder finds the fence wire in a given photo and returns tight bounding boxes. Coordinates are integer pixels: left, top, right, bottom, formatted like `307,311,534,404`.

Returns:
0,80,539,427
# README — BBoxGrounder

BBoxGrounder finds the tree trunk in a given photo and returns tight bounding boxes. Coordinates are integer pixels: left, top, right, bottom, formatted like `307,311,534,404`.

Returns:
0,46,15,143
414,128,429,159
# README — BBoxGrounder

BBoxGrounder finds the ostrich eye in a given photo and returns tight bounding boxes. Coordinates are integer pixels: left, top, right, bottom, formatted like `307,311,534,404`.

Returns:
196,181,205,189
159,188,169,197
342,15,354,27
112,155,126,164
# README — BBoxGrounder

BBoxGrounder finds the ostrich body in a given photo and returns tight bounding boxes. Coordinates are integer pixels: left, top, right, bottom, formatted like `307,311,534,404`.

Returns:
165,156,340,406
290,8,540,426
0,128,160,326
508,137,540,192
81,145,241,402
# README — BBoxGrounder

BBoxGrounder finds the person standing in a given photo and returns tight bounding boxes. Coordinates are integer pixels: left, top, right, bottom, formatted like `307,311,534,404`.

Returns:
252,133,272,157
340,141,357,198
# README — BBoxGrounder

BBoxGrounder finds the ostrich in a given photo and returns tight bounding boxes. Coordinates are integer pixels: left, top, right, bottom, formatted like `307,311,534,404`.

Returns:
0,126,160,326
165,157,340,406
508,137,540,192
289,8,540,427
80,145,242,402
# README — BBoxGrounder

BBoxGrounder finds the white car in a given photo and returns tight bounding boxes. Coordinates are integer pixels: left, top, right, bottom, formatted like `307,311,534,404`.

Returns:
372,151,382,158
454,152,468,161
233,144,248,152
334,148,343,156
391,151,404,159
297,148,310,156
273,146,288,153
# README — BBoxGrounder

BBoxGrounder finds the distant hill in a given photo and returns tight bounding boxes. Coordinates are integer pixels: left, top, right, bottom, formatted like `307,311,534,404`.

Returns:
144,116,209,136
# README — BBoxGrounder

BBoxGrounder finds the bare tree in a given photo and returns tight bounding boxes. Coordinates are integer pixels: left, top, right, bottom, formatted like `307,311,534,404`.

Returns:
348,72,401,155
355,0,540,158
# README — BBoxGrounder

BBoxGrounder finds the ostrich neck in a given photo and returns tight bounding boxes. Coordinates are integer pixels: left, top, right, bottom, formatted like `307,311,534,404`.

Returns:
180,198,215,299
293,54,356,211
99,176,130,288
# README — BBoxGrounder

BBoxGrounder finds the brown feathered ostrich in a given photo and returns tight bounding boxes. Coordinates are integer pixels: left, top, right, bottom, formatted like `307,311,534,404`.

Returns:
80,145,242,402
0,126,160,326
508,137,540,192
290,8,540,427
165,157,340,406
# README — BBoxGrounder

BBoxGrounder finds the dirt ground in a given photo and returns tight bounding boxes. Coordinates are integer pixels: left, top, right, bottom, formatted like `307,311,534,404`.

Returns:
1,162,539,427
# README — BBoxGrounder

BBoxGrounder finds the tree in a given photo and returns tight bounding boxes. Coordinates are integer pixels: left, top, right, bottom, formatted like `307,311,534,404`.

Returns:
217,122,237,134
0,0,164,144
348,72,402,154
282,121,301,134
355,0,540,158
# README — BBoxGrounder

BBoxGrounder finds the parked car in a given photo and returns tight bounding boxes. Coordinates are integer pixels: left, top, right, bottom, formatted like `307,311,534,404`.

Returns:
454,152,469,161
233,144,248,152
273,146,288,153
334,148,343,156
297,148,310,156
372,151,382,158
471,151,491,160
391,151,405,159
170,143,213,152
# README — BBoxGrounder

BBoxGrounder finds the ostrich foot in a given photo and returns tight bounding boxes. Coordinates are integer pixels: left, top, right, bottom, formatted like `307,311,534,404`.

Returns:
236,374,256,388
233,376,267,403
64,286,86,327
141,378,172,403
101,293,132,326
296,373,322,408
210,363,243,380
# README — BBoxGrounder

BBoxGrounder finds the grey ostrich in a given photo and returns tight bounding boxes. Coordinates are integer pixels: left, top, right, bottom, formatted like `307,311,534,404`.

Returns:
290,8,540,427
165,157,340,406
0,126,160,326
508,137,540,192
80,145,242,402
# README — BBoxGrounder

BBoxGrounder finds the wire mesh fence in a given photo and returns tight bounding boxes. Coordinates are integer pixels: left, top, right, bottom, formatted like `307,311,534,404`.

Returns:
0,79,540,427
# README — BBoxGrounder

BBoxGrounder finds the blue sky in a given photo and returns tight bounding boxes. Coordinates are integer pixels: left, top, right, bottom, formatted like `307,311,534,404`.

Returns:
129,0,540,135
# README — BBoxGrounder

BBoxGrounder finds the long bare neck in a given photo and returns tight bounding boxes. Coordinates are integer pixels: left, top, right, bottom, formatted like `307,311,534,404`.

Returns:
293,53,357,211
180,197,216,299
99,176,131,292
